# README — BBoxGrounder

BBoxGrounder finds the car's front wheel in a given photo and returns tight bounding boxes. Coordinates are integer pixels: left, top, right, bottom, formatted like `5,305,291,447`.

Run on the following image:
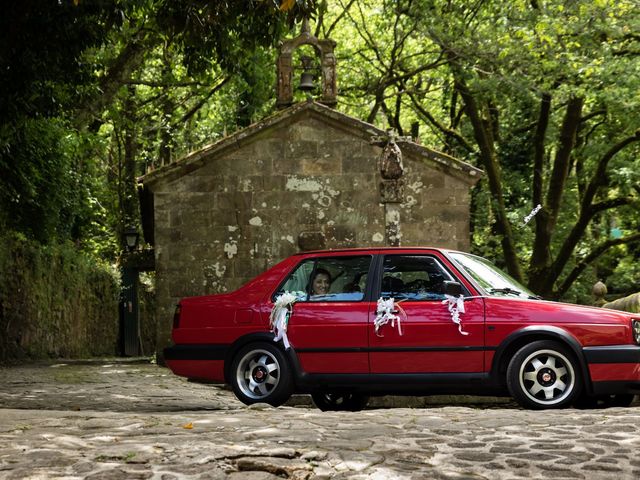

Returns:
575,393,636,409
230,343,293,407
507,340,582,409
602,394,636,407
311,392,369,412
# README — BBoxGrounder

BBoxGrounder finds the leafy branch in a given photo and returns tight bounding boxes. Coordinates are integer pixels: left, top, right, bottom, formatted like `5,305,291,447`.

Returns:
555,232,640,299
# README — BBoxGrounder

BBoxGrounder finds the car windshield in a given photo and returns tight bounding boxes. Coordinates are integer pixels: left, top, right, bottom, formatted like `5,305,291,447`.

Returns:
448,252,538,299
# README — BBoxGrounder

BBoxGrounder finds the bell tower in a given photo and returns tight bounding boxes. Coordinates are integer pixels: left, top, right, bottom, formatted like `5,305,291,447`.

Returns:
276,19,337,109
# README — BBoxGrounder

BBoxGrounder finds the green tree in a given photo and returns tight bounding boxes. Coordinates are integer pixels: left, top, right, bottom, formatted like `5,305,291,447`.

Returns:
1,0,315,251
4,0,637,303
318,0,640,299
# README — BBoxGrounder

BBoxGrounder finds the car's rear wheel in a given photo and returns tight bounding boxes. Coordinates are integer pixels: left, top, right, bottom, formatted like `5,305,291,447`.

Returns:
230,343,293,407
507,340,582,409
311,392,369,412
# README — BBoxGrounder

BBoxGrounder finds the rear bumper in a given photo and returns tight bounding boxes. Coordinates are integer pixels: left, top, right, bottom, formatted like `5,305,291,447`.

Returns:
164,344,229,382
163,344,228,361
583,345,640,395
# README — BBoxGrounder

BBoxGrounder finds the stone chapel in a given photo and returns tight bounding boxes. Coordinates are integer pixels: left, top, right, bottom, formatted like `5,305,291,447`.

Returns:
140,23,482,355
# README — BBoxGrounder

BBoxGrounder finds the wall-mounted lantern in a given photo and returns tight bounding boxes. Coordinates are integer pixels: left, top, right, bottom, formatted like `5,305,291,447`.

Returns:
121,225,141,356
123,226,140,252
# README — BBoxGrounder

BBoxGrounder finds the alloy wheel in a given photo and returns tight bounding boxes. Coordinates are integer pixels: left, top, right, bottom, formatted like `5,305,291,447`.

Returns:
518,348,575,406
235,349,280,400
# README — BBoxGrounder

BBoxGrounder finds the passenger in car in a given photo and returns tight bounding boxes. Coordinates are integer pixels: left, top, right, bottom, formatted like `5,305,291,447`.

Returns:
311,268,332,296
343,281,361,293
382,276,405,295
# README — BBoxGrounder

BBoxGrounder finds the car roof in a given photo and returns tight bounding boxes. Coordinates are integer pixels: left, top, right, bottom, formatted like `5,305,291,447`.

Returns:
293,246,463,256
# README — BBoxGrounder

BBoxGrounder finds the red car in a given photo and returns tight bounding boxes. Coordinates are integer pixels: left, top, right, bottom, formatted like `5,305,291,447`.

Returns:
164,248,640,410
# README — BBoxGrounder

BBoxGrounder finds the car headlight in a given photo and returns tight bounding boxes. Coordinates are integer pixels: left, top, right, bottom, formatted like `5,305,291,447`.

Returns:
633,319,640,345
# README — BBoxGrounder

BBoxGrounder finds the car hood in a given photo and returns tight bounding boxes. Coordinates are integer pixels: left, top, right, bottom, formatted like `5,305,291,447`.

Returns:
484,296,634,325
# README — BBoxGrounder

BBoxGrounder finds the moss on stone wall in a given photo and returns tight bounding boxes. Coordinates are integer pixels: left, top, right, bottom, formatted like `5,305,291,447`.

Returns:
138,274,156,357
0,233,120,363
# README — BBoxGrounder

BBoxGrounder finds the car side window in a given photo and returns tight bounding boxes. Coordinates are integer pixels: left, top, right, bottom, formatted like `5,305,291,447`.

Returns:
381,255,454,301
275,256,372,302
277,260,315,299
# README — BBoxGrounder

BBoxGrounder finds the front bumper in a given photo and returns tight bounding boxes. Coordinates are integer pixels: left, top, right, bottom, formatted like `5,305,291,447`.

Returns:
583,345,640,395
583,345,640,364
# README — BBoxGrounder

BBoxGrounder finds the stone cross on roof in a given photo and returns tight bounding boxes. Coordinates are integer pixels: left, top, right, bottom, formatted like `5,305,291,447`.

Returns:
369,129,413,147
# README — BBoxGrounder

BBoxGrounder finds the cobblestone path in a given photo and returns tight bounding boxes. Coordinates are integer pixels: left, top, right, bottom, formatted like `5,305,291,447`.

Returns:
0,361,639,479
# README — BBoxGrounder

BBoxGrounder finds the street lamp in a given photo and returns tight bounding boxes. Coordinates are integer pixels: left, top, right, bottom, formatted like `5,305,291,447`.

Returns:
121,225,141,356
123,226,139,252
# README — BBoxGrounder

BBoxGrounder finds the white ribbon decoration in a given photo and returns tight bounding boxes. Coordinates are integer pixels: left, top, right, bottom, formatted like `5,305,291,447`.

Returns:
442,294,469,336
374,297,404,337
270,292,298,349
523,204,542,225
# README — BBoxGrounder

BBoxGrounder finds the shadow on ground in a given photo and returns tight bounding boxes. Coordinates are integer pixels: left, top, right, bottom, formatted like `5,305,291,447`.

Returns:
0,359,523,414
0,361,242,413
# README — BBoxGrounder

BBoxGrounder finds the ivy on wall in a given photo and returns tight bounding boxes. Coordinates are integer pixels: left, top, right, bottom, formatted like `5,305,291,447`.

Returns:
0,233,120,363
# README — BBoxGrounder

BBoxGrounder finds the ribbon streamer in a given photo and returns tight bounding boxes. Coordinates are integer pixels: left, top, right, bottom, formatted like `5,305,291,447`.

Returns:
270,292,298,349
523,204,542,225
442,294,469,335
374,297,406,337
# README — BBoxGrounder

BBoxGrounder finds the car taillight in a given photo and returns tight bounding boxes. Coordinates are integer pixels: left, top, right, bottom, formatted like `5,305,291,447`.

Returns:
173,305,181,329
632,319,640,345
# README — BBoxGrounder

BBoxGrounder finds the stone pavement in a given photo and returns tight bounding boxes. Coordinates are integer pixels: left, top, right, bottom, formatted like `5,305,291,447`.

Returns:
0,360,639,480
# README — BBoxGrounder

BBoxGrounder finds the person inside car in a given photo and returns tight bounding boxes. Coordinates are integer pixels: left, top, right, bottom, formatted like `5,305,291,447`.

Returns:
311,268,331,296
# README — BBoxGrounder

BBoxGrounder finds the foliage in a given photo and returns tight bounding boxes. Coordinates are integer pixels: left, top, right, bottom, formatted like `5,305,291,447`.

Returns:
0,0,311,251
0,1,119,244
0,1,116,122
0,1,313,361
155,0,316,74
316,0,640,299
0,232,120,363
1,0,638,304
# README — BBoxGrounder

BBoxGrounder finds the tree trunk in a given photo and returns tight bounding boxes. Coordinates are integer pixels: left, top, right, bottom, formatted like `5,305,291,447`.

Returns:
453,76,524,282
121,85,140,242
528,97,583,295
74,30,159,131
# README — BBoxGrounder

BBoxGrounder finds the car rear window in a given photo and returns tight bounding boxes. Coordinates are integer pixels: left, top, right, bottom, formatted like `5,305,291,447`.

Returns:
274,256,372,302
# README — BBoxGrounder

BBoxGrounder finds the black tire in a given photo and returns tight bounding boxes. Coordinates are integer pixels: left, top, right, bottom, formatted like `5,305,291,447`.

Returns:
507,340,582,409
230,342,293,407
311,392,369,412
599,394,636,408
573,394,599,409
609,394,635,407
574,393,635,409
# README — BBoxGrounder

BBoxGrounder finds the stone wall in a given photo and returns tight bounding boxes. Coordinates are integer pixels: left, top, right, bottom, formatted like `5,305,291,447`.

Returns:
0,234,120,363
150,110,474,352
603,292,640,313
138,277,157,357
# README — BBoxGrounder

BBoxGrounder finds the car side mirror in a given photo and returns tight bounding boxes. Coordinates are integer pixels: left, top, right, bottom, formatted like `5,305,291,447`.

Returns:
444,281,463,297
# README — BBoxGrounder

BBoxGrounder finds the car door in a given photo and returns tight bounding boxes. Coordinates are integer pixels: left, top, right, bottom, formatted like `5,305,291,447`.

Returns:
368,252,485,373
274,254,374,374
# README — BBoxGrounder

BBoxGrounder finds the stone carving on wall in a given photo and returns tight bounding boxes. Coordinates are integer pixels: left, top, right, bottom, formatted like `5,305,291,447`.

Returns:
371,130,412,246
379,139,404,180
298,231,326,251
